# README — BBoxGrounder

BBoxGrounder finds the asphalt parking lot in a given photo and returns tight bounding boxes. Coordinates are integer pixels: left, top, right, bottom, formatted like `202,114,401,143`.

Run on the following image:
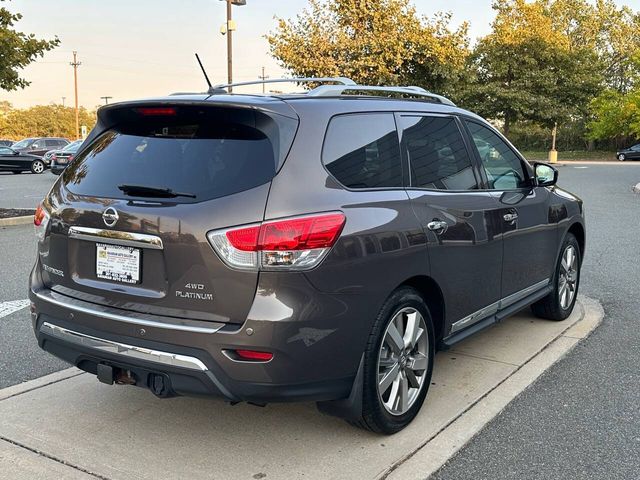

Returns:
0,163,638,479
0,171,58,210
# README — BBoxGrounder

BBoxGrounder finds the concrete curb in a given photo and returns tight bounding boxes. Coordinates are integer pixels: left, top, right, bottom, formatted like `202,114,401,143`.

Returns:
385,295,604,480
0,216,32,227
0,368,84,402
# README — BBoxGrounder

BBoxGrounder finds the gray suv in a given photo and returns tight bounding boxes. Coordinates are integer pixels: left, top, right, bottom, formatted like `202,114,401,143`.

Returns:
29,79,585,433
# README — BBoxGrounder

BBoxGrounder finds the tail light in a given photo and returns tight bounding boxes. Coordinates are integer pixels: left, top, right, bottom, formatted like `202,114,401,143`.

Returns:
207,212,345,271
50,154,57,161
34,203,50,242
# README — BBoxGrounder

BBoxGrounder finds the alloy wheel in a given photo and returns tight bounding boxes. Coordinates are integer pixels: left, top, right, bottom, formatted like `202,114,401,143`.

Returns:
377,307,429,416
32,161,44,173
558,245,578,310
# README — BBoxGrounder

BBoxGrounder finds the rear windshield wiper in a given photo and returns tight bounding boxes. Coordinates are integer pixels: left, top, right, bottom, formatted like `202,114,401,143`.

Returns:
117,184,196,199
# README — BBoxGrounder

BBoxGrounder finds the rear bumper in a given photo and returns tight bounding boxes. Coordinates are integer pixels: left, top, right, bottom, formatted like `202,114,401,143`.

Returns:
29,266,373,404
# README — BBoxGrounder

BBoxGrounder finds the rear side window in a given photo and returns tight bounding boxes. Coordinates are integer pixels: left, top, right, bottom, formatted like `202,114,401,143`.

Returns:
399,115,478,190
63,107,297,203
322,113,402,189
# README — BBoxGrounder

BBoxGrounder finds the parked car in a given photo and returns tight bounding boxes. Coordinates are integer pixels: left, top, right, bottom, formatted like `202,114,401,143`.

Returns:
0,146,46,174
30,80,585,434
12,137,69,158
0,139,14,147
616,143,640,161
50,140,83,175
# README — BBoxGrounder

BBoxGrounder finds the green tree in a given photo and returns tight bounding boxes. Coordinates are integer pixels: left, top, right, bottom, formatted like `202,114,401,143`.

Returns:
459,0,602,135
267,0,469,94
0,0,59,91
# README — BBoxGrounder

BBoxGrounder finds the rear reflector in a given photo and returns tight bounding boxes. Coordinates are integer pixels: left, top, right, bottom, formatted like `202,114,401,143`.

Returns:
208,212,346,271
234,350,273,362
135,107,177,116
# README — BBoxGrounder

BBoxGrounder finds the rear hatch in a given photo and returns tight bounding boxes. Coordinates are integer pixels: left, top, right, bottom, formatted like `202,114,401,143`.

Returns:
38,100,298,325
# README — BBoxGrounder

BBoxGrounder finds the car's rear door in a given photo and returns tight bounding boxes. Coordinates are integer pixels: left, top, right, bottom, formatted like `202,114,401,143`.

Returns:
463,119,558,301
397,113,504,334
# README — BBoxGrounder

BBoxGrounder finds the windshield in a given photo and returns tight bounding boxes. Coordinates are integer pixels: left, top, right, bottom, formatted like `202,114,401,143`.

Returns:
63,107,297,203
12,139,33,149
64,140,82,152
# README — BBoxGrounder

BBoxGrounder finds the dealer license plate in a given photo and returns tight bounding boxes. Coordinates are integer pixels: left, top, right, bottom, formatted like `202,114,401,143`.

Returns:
96,243,141,284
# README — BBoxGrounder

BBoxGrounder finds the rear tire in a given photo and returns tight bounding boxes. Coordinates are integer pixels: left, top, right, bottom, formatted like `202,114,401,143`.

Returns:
30,160,45,174
354,287,435,434
532,233,581,321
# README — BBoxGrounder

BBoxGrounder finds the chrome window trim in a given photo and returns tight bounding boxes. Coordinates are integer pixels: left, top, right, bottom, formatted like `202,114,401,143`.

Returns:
34,289,222,335
68,226,163,250
40,322,208,371
450,278,550,334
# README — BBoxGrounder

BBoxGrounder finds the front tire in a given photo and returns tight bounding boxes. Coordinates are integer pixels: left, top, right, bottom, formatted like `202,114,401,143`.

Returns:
618,154,626,161
31,160,45,174
355,287,435,434
532,233,581,321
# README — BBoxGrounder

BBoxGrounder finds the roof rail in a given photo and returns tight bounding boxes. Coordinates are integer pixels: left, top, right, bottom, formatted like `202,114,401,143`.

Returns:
306,84,456,106
211,77,356,91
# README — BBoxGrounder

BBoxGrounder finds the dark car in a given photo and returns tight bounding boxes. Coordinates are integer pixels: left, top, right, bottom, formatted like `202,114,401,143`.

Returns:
0,146,46,174
29,79,585,434
616,143,640,161
12,137,69,158
50,139,83,175
0,139,14,147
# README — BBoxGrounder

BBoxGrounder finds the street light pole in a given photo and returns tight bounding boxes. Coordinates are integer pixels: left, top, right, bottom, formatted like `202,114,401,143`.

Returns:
100,96,113,105
226,0,233,91
219,0,246,93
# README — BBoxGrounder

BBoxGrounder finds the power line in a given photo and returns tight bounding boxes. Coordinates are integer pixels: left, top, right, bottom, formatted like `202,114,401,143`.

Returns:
100,96,113,105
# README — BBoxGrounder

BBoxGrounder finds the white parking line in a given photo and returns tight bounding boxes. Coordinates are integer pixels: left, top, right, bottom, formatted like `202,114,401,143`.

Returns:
0,300,31,319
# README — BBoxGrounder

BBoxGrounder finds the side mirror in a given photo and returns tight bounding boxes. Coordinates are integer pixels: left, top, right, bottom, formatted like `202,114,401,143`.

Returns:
534,162,558,187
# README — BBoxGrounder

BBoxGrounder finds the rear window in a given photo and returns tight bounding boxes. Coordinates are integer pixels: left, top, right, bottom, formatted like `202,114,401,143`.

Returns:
62,107,297,203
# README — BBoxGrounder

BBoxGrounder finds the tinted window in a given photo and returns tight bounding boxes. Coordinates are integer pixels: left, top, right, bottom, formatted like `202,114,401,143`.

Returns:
466,121,529,190
323,113,402,189
400,116,477,190
63,108,297,203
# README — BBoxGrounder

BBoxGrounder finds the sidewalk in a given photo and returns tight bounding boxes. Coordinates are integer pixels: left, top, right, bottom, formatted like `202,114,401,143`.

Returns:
0,296,602,480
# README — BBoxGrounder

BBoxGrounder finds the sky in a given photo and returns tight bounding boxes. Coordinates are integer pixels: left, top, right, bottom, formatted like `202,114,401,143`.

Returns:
2,0,639,109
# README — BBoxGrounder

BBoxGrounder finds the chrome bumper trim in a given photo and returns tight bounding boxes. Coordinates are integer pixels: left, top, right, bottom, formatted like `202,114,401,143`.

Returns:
41,322,209,372
34,289,223,334
68,226,164,250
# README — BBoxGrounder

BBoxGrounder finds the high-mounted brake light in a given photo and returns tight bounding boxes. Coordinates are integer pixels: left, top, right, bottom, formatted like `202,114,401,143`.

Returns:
135,107,177,116
207,212,346,271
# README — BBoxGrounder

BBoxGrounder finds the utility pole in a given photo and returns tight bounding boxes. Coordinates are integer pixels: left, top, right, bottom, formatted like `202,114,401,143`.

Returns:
70,51,81,140
61,96,66,107
258,66,269,94
100,96,113,105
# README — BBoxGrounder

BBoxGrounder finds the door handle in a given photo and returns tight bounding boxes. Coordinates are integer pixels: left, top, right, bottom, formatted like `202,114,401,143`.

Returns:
503,212,518,223
427,220,448,234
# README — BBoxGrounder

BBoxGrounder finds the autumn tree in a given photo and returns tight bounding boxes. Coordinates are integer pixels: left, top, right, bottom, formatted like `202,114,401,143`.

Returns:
0,105,96,140
0,0,59,91
267,0,469,95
